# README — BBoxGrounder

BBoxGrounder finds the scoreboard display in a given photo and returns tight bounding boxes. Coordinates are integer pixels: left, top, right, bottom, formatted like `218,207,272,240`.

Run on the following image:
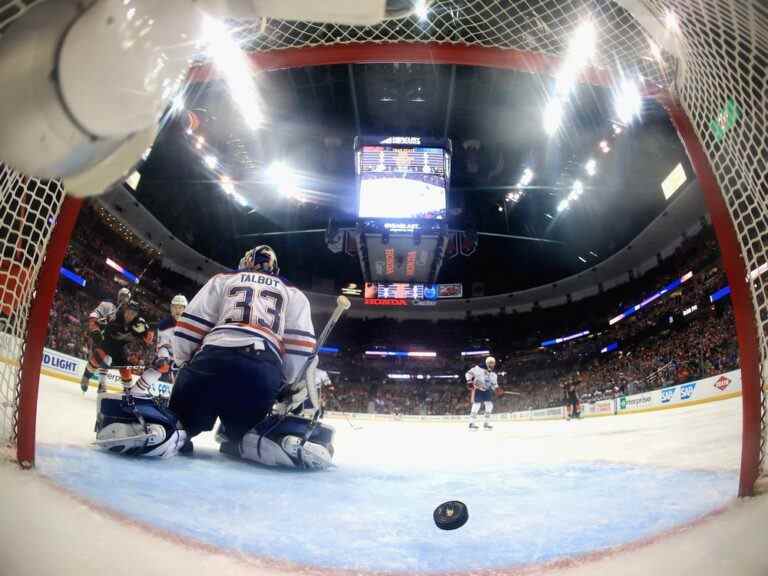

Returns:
356,137,451,221
364,283,438,301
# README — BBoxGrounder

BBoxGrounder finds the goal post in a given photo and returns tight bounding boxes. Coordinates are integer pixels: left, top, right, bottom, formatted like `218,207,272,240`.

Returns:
0,0,765,496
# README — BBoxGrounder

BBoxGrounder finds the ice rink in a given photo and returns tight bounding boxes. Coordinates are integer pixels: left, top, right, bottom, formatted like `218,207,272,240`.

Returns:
1,373,767,576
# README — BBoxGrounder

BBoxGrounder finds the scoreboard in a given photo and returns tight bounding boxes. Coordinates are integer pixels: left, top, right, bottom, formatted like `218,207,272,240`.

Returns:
364,283,438,300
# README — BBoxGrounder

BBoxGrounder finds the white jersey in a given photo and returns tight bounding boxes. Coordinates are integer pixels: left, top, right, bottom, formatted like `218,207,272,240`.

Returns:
173,270,315,384
155,317,176,359
465,366,498,391
88,300,119,325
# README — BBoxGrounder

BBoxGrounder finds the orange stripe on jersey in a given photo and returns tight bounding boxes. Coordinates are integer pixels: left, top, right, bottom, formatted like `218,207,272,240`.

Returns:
284,338,315,349
176,321,209,336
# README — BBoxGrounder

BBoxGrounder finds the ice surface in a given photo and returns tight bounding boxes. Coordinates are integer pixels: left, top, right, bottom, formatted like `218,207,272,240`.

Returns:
1,374,766,576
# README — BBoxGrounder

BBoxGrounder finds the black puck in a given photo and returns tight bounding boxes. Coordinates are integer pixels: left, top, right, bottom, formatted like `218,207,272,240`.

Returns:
433,500,468,530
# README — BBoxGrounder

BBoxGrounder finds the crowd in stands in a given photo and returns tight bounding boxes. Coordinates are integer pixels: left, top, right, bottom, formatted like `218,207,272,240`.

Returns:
47,203,201,366
45,207,739,417
321,225,739,415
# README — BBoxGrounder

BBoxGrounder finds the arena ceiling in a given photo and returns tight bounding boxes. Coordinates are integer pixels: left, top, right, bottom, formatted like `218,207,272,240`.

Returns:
131,61,695,295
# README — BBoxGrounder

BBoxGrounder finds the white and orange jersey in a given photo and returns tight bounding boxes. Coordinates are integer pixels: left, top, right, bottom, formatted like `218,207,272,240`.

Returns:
465,365,498,391
172,271,315,384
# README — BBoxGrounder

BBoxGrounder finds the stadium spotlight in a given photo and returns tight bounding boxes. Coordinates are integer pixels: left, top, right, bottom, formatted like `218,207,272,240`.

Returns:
599,140,611,154
219,175,248,207
519,167,534,187
266,161,303,200
614,79,642,124
202,15,262,130
568,20,596,65
584,159,596,176
414,0,429,21
497,205,504,212
543,98,563,136
572,180,584,197
664,10,679,31
204,155,218,170
557,199,570,213
220,175,235,196
171,94,185,113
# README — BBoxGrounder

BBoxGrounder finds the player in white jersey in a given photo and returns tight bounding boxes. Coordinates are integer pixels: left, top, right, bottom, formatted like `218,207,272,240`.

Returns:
128,294,187,403
466,356,500,430
94,246,334,467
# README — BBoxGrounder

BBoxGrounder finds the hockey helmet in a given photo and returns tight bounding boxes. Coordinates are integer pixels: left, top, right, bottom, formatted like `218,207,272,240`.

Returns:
239,245,279,275
170,294,188,320
485,356,496,370
117,287,131,304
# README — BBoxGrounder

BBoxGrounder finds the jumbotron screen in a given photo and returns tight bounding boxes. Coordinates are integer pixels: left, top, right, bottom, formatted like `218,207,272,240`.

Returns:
357,144,449,220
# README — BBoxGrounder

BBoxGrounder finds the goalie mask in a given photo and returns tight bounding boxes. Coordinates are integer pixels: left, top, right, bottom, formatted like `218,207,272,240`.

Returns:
239,245,279,275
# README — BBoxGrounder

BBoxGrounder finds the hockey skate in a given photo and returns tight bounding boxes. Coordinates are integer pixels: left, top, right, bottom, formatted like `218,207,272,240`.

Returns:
483,422,493,430
97,381,107,394
469,422,479,430
80,374,89,393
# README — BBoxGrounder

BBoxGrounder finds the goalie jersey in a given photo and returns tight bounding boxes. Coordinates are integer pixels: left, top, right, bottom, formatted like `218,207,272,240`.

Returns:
173,271,315,384
465,365,498,392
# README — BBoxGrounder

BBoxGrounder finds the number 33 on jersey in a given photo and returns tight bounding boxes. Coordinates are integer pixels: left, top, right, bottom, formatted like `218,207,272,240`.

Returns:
173,271,315,384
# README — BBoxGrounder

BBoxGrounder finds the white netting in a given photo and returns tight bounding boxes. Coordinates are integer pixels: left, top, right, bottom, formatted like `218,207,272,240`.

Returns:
0,0,766,485
639,0,768,478
0,163,66,449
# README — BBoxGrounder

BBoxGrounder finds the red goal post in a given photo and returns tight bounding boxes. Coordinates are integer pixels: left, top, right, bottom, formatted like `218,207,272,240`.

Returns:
1,0,765,496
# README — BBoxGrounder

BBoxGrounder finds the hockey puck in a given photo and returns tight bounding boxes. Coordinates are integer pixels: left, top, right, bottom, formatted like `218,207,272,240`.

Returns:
433,500,468,530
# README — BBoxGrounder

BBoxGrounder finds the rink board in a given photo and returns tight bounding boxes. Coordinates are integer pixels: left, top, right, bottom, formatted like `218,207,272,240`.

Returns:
2,340,744,422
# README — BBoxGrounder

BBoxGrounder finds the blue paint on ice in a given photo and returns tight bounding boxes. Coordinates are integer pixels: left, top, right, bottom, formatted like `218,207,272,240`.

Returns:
37,444,736,572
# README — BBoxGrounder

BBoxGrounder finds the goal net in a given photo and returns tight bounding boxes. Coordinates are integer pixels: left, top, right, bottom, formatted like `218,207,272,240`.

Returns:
0,0,765,493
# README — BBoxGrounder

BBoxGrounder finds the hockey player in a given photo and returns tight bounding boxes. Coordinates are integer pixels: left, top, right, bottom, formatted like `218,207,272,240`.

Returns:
562,376,581,420
94,245,334,467
128,294,188,403
466,356,500,430
80,293,153,394
80,288,131,393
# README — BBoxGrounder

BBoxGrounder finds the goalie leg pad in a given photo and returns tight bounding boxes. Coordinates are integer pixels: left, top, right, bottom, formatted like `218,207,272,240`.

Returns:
95,395,187,458
237,415,335,470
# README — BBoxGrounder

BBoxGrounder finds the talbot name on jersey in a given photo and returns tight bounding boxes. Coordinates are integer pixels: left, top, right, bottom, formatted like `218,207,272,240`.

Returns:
240,273,280,287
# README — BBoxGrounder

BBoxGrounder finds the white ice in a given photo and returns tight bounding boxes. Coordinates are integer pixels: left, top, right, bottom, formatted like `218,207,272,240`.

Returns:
1,374,767,575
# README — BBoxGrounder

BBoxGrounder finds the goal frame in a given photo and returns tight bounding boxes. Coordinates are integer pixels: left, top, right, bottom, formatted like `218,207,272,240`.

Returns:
5,13,764,498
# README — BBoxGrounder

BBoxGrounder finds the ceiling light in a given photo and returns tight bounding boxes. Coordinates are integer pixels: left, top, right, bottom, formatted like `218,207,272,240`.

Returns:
203,155,218,170
543,98,563,136
203,15,262,130
518,167,534,187
414,0,429,21
584,159,596,176
614,79,642,124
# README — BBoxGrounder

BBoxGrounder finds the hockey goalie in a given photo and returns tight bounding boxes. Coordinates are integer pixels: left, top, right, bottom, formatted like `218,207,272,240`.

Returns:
94,245,335,469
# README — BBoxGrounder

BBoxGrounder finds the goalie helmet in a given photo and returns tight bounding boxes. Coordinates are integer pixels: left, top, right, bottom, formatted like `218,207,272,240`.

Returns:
239,245,279,275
